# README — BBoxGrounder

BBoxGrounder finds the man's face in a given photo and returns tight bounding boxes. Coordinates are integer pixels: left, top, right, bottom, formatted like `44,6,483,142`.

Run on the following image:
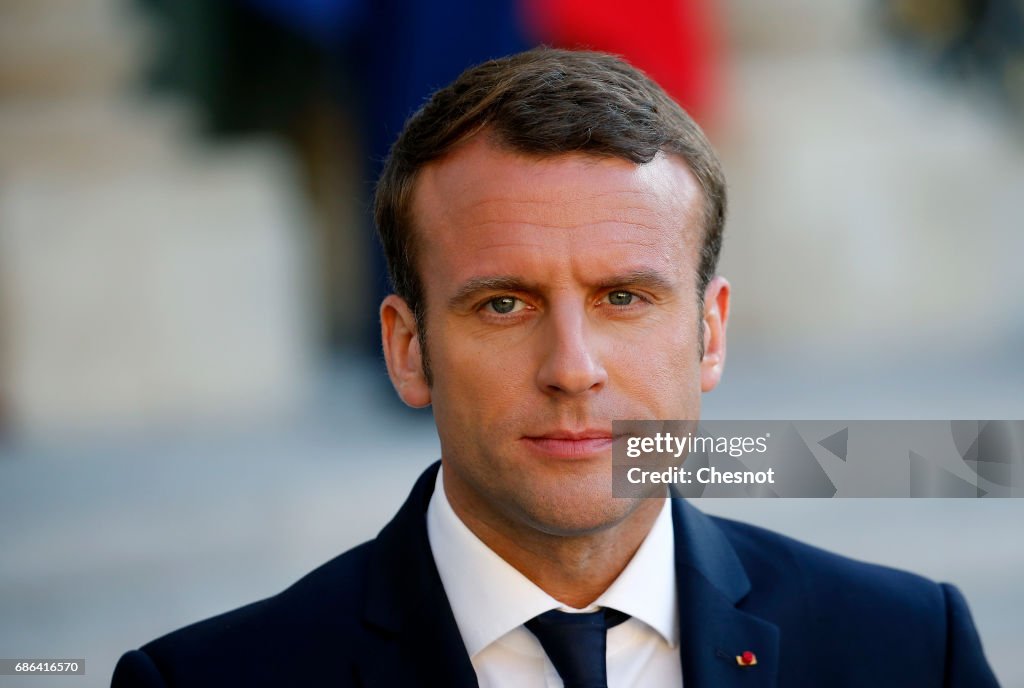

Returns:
382,136,729,537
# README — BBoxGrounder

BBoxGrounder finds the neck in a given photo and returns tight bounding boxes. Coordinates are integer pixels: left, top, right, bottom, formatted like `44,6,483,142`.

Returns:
442,470,664,609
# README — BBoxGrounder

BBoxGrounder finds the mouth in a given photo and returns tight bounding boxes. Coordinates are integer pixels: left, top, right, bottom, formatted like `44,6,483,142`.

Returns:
521,429,618,459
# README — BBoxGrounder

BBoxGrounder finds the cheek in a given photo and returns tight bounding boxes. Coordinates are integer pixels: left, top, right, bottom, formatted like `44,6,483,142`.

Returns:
608,324,702,412
431,310,537,377
428,325,534,421
615,359,699,406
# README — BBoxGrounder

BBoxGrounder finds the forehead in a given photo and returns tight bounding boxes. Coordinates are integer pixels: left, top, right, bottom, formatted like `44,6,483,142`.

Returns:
410,136,705,289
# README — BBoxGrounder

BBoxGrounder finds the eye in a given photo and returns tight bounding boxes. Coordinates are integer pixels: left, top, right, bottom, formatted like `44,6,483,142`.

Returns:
606,291,635,306
485,296,525,314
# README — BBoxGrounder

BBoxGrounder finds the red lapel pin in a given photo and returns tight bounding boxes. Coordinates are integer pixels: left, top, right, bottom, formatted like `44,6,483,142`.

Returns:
736,650,758,667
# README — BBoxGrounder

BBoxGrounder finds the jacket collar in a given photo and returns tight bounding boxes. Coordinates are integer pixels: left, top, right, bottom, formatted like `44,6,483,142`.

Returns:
358,461,478,687
359,462,779,688
672,499,780,687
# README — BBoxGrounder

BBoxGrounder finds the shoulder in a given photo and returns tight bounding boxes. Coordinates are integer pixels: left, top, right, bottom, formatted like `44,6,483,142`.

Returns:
113,463,445,687
708,514,998,686
113,540,377,687
711,513,946,609
150,538,376,651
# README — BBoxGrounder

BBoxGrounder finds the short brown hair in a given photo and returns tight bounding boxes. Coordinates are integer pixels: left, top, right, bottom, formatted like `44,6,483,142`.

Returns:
374,47,726,373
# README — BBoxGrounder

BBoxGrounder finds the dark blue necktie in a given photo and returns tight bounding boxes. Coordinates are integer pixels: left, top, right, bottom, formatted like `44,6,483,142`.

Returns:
525,607,630,688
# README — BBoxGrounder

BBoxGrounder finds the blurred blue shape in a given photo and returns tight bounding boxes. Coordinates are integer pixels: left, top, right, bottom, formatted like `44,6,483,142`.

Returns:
240,0,363,45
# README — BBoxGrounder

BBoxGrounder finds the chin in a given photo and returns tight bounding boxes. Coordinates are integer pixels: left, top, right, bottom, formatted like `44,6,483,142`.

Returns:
516,490,642,538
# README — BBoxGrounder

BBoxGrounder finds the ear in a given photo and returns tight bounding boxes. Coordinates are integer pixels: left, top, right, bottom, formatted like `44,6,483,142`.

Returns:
700,276,730,393
380,294,432,408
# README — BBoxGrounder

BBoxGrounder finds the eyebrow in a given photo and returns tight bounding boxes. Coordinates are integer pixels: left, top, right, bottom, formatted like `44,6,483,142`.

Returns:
448,276,537,309
592,269,677,294
447,269,677,309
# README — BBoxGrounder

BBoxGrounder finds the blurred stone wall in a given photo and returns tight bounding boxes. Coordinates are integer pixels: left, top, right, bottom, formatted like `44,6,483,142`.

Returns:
718,0,1024,359
0,0,315,438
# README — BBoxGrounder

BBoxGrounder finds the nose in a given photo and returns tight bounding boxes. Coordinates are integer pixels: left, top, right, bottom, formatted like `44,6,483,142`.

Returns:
535,304,608,396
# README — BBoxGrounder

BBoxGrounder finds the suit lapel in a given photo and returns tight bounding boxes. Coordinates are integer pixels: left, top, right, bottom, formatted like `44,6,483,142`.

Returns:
356,462,479,688
354,465,779,688
672,499,780,688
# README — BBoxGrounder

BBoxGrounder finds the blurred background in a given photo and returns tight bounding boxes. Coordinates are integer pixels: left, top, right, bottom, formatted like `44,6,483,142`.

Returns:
1,0,1023,685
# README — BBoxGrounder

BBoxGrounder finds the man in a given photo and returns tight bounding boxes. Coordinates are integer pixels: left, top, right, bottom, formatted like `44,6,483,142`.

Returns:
112,48,998,687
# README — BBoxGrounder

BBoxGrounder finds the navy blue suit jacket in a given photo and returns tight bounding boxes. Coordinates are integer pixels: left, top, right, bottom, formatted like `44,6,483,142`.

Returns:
112,462,999,687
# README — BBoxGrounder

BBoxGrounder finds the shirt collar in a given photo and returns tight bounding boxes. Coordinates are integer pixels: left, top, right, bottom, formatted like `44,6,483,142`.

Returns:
426,467,679,657
591,487,678,649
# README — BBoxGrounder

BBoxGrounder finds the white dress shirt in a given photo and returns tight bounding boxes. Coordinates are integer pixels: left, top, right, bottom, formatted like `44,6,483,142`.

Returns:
427,468,683,687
